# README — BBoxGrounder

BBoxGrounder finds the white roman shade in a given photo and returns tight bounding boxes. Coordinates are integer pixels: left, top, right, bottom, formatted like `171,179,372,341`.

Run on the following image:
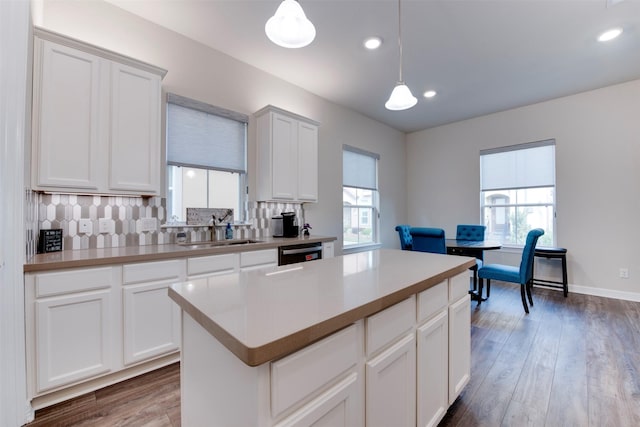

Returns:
343,145,379,190
480,140,555,191
167,93,248,173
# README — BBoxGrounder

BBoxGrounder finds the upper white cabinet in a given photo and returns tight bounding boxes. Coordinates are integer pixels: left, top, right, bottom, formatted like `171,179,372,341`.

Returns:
31,28,166,196
256,106,319,202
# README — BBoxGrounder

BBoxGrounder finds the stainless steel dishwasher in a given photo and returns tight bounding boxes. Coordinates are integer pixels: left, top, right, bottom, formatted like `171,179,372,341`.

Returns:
278,242,323,265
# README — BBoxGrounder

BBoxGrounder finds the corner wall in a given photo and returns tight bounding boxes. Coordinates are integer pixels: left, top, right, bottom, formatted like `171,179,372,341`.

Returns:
407,79,640,298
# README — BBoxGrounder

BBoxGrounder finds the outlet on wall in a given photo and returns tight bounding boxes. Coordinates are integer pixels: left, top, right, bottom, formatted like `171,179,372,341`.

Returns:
619,268,629,279
78,219,92,234
98,218,110,234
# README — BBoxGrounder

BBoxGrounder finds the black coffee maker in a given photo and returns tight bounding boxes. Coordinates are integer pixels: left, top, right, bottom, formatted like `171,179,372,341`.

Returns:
281,212,298,237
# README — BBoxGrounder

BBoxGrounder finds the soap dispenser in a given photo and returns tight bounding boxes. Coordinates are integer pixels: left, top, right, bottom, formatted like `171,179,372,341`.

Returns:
225,223,233,240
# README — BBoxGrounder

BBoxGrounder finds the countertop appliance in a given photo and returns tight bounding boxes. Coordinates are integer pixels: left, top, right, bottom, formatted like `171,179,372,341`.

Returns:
278,242,323,265
272,212,299,238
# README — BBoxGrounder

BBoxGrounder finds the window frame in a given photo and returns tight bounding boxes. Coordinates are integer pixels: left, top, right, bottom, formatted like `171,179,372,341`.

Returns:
480,140,556,248
342,145,380,251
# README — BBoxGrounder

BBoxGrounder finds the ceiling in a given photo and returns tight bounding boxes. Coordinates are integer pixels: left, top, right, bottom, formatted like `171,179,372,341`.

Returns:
105,0,640,133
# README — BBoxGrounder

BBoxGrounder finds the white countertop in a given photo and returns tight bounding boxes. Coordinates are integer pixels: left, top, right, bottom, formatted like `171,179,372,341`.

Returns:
169,249,475,366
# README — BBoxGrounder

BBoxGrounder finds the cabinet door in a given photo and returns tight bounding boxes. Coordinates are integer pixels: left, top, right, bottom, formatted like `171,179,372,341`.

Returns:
123,280,180,365
417,310,448,427
33,39,103,191
109,62,161,194
322,242,334,259
449,295,471,404
297,121,318,202
365,333,416,427
274,373,362,427
36,289,113,392
271,112,297,200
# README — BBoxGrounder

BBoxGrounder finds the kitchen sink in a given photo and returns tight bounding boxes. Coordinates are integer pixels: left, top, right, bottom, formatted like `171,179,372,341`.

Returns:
178,239,263,249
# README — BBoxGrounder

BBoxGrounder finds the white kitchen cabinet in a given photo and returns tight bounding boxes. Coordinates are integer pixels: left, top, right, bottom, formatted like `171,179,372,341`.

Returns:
31,27,166,196
187,253,239,278
322,242,334,259
122,260,185,366
417,310,448,427
256,105,319,202
365,333,416,427
25,267,120,394
448,293,471,404
240,249,278,271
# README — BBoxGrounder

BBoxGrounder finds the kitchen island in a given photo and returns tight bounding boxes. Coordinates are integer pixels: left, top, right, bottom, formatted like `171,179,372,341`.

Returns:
169,249,475,427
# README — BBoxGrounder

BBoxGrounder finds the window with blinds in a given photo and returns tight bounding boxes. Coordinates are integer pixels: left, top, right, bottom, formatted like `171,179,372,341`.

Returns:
343,145,380,248
166,94,248,222
480,140,555,246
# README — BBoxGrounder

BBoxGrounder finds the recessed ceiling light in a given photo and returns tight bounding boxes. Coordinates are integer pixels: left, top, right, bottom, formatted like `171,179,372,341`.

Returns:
598,27,623,42
423,90,437,98
364,36,382,50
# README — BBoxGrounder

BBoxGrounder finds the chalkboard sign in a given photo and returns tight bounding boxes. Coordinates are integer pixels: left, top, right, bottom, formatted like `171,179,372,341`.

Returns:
38,229,63,253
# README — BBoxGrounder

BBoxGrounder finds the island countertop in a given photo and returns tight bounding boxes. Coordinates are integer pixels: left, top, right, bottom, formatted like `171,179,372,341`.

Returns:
169,249,475,366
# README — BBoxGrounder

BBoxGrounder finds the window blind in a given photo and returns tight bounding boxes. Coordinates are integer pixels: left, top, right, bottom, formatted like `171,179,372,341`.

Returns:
167,93,247,173
343,145,379,190
480,140,555,191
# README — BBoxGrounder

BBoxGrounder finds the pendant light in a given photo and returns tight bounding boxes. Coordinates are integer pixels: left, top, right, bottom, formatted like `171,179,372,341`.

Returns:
385,0,417,111
265,0,316,48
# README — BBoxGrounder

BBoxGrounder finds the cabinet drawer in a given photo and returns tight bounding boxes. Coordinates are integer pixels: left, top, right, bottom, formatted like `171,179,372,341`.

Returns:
123,260,183,284
271,323,359,418
449,272,469,302
188,253,238,277
240,249,277,268
34,267,114,298
417,281,448,323
366,296,415,357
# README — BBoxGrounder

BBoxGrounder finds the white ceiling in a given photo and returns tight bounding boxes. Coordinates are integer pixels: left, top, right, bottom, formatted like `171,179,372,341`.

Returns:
106,0,640,133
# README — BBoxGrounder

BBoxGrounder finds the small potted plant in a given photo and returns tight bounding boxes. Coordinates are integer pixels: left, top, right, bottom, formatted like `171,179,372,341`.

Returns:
302,223,312,236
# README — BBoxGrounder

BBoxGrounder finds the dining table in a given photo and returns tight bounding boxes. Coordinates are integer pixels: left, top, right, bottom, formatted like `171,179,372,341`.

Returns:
445,239,502,301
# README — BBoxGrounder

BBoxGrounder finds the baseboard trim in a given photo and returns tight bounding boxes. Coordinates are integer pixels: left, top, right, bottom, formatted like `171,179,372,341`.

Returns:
568,284,640,302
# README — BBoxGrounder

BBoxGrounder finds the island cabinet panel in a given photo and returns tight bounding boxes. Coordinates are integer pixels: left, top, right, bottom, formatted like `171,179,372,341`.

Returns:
122,260,185,366
417,310,448,427
26,267,120,394
271,323,359,418
449,293,471,404
365,333,416,427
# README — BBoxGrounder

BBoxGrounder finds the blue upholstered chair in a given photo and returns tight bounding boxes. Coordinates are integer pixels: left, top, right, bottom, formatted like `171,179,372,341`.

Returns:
395,225,413,250
456,224,486,290
477,228,544,313
409,227,446,254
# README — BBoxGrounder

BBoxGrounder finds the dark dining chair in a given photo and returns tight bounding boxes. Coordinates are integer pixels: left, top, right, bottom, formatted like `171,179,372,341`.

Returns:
456,224,486,290
395,225,413,250
477,228,544,313
409,227,446,254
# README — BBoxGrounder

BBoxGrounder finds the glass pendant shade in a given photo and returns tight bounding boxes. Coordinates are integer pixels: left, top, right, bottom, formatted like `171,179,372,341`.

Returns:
385,82,418,111
265,0,316,48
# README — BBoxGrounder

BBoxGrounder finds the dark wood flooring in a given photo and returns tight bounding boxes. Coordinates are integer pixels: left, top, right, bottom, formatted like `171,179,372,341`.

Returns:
26,281,640,426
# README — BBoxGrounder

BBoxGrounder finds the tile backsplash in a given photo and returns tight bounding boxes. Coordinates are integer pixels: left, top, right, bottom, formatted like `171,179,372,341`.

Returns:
27,190,306,257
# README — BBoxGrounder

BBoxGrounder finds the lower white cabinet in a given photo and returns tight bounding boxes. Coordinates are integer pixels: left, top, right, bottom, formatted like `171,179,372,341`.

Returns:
449,293,471,404
417,310,449,427
187,253,239,278
240,249,278,271
26,266,120,394
365,333,416,427
122,260,184,366
322,242,334,259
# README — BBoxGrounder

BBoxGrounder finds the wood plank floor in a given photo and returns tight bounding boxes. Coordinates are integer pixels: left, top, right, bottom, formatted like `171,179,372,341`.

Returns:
26,281,640,426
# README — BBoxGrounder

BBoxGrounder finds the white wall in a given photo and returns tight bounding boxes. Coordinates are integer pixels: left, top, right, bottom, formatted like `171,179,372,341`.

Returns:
407,79,640,299
39,0,407,254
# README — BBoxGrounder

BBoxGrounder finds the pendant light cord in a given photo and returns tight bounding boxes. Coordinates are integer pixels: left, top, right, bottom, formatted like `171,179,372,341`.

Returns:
397,0,403,83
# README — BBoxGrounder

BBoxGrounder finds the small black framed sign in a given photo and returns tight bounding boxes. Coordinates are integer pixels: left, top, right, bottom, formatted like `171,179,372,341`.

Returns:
38,229,63,253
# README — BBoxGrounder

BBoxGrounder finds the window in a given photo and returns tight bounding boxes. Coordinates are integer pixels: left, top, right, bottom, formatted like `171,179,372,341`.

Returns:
343,146,379,247
480,140,555,247
166,94,248,222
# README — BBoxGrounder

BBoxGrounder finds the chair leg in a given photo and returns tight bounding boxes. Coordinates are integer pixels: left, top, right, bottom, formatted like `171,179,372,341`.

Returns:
477,278,483,306
526,280,534,306
520,285,530,314
487,280,491,298
472,268,478,292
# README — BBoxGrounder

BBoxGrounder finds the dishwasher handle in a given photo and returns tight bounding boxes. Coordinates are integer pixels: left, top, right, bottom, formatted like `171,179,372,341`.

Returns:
281,245,322,256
